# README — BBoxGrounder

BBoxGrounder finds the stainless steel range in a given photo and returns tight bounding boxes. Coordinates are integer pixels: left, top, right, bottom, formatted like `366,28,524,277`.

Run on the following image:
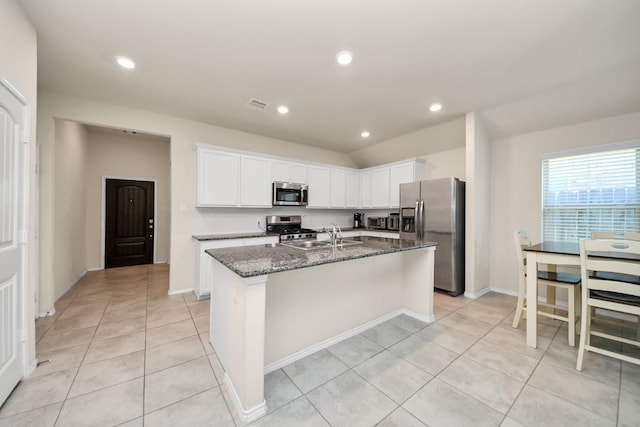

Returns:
266,215,317,242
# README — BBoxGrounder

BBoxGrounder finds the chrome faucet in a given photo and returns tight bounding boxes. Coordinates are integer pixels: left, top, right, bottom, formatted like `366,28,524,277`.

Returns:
324,224,343,247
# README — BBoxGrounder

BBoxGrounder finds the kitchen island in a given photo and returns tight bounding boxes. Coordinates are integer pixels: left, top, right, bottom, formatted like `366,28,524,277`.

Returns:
206,236,437,422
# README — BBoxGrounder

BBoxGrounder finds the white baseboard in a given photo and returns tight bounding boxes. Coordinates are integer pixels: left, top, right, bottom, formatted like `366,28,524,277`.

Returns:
38,308,56,318
264,308,433,374
223,373,267,423
488,287,519,298
464,287,491,299
168,288,193,296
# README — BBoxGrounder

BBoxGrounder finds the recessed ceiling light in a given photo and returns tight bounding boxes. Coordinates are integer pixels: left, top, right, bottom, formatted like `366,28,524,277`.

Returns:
116,56,135,69
336,51,353,65
277,106,289,114
429,103,443,112
361,131,370,138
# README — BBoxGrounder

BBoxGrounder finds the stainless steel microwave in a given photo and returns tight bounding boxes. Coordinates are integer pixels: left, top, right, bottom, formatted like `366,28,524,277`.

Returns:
272,182,308,206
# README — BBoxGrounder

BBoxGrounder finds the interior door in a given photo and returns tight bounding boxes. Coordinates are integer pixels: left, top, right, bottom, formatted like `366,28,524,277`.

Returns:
105,179,154,268
0,78,28,405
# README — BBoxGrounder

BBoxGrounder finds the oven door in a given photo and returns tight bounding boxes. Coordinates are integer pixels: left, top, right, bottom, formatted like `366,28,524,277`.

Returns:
272,182,308,206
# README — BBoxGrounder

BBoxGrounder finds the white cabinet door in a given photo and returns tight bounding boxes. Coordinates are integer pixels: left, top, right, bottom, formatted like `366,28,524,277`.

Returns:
197,149,240,206
272,160,291,182
195,238,245,298
241,155,272,207
371,167,390,208
389,162,416,208
273,161,307,184
346,171,360,208
330,169,346,208
291,164,308,184
307,165,331,208
360,171,372,208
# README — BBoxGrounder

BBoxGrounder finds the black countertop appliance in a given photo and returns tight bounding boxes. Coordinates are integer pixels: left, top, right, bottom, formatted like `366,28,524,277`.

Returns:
353,213,365,228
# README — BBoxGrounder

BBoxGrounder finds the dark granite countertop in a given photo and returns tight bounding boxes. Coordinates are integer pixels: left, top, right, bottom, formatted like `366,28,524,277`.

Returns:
193,228,398,241
205,236,436,278
192,232,274,241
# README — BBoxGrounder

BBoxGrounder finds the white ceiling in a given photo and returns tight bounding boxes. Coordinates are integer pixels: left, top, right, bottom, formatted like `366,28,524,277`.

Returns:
17,0,640,153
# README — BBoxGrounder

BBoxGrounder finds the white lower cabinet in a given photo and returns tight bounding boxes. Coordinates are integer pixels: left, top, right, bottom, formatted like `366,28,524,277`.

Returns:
194,236,278,299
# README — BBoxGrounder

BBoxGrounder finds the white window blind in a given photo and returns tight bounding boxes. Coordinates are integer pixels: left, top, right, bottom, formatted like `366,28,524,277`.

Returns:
542,146,640,242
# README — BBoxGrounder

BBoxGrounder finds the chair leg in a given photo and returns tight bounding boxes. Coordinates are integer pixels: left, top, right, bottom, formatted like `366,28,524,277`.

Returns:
512,295,525,328
576,298,590,371
567,287,576,347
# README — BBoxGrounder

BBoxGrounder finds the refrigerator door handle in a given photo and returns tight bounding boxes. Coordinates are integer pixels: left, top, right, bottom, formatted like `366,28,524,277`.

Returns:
419,199,425,240
414,200,420,237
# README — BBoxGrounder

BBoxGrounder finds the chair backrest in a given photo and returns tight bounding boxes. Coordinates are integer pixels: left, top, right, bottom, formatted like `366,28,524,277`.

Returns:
591,231,640,241
579,238,640,299
513,231,531,280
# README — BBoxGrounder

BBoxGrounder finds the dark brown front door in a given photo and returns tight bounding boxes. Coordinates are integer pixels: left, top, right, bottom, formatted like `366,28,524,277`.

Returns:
105,179,154,268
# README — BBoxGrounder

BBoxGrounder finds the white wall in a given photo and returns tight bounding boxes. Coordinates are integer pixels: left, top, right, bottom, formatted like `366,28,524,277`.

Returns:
422,147,466,181
0,0,38,368
490,111,640,295
348,117,465,168
85,130,171,268
54,120,89,299
36,91,358,311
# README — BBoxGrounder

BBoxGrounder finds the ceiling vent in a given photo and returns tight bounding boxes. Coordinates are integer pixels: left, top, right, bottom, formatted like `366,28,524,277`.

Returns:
247,98,268,111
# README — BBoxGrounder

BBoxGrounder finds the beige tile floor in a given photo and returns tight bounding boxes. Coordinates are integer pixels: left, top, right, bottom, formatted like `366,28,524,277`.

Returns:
0,264,638,426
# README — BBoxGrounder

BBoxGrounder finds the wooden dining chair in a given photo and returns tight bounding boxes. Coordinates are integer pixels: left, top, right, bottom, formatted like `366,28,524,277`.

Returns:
590,231,640,339
512,231,581,346
576,238,640,370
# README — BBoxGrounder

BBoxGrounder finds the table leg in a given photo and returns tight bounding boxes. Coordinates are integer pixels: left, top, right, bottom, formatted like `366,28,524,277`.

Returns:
526,251,538,348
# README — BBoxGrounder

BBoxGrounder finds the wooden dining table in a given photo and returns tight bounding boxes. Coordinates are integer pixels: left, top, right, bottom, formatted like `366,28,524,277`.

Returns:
523,240,640,348
523,241,581,348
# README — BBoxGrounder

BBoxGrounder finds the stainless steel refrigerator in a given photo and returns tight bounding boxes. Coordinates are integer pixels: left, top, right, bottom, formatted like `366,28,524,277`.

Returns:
400,177,465,296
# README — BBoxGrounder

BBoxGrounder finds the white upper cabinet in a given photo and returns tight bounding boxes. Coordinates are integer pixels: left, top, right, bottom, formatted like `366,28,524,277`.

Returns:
196,144,425,209
272,160,291,182
197,148,240,206
371,167,391,208
345,171,359,208
390,162,422,208
241,155,272,207
272,161,307,184
307,165,331,208
360,171,372,208
291,164,307,184
330,169,346,208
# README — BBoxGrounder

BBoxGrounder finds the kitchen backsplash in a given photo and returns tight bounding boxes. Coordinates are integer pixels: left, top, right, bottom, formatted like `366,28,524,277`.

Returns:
193,207,396,235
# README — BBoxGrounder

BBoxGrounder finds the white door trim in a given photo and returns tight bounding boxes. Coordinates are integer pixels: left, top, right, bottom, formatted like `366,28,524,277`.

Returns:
0,75,32,399
100,176,158,269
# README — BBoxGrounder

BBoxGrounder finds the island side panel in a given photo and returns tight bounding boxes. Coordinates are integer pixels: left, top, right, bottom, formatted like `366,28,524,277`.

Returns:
401,246,436,322
210,259,267,416
264,251,405,366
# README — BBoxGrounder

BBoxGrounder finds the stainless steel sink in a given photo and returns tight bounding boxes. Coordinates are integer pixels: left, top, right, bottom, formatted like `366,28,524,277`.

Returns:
280,239,363,250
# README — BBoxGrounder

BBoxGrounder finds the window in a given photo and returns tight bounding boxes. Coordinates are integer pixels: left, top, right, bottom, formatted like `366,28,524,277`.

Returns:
542,144,640,242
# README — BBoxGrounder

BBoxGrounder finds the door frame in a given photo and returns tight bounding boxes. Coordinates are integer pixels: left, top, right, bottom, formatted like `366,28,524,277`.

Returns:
101,176,158,269
0,76,32,382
